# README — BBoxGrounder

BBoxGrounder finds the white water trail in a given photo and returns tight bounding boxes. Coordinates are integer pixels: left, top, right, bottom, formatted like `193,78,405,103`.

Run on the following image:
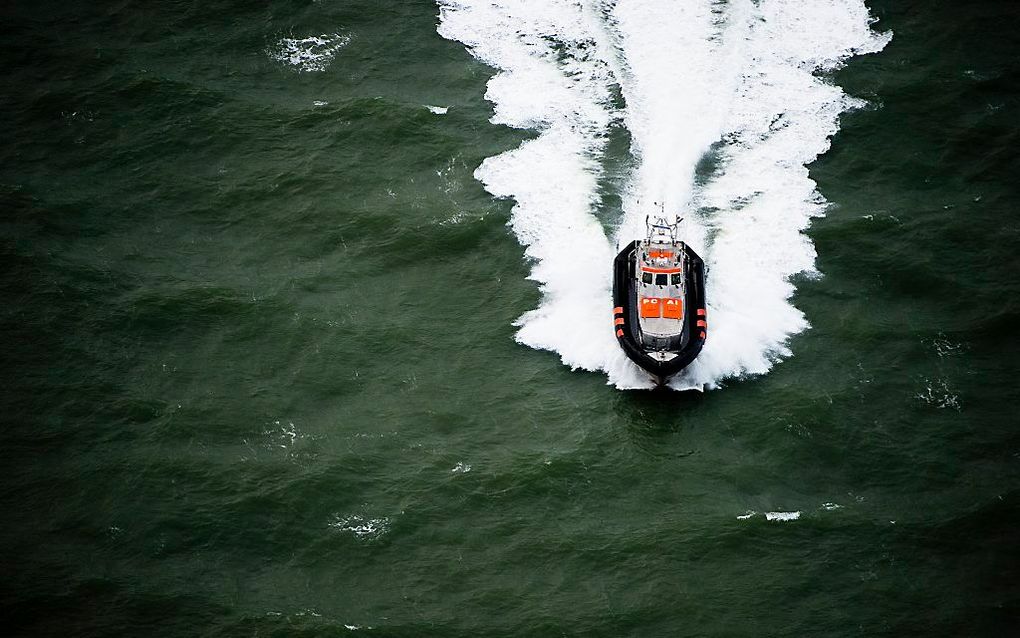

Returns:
437,0,891,390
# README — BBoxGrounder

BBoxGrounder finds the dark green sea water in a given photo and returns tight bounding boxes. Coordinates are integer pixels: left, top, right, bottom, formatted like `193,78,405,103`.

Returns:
2,1,1019,636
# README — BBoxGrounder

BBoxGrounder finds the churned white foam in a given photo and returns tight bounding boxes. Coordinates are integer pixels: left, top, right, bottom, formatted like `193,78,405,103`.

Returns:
268,33,350,72
426,105,450,115
437,0,890,390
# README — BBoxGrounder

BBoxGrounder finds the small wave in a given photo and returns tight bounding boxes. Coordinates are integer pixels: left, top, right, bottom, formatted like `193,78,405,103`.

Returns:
926,332,964,357
426,105,449,114
765,511,801,522
916,377,962,411
329,514,390,539
268,33,351,72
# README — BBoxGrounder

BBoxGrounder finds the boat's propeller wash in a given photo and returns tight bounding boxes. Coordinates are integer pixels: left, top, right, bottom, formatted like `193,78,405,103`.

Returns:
437,0,891,390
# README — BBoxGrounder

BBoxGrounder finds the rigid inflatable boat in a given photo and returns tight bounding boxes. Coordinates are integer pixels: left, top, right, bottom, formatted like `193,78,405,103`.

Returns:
612,216,706,386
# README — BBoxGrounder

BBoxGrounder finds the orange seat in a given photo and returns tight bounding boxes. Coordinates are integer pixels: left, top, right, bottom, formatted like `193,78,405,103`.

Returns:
640,297,662,318
662,298,683,319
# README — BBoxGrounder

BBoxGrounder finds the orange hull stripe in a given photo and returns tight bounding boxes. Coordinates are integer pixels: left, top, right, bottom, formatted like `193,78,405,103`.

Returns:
697,320,707,327
614,317,625,325
616,329,624,337
613,306,624,315
697,308,706,316
641,267,682,274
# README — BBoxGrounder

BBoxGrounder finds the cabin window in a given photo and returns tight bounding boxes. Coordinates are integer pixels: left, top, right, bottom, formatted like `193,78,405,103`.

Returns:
642,272,653,284
671,273,682,285
655,274,668,286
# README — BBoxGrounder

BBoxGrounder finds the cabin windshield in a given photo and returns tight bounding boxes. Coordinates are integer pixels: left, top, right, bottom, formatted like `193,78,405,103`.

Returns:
642,272,652,284
671,273,682,285
655,274,668,286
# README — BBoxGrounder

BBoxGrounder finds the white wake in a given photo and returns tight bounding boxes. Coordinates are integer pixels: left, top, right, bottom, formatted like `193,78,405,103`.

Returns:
437,0,890,390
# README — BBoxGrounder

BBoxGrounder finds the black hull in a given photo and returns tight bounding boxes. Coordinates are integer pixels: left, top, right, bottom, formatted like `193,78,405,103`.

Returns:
612,241,707,385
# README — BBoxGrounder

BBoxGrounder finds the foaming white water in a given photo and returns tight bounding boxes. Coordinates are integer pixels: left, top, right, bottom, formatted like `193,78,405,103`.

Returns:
437,0,890,390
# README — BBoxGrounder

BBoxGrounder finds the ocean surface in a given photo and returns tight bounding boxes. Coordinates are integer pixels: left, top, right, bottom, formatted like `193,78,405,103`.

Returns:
2,0,1019,635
